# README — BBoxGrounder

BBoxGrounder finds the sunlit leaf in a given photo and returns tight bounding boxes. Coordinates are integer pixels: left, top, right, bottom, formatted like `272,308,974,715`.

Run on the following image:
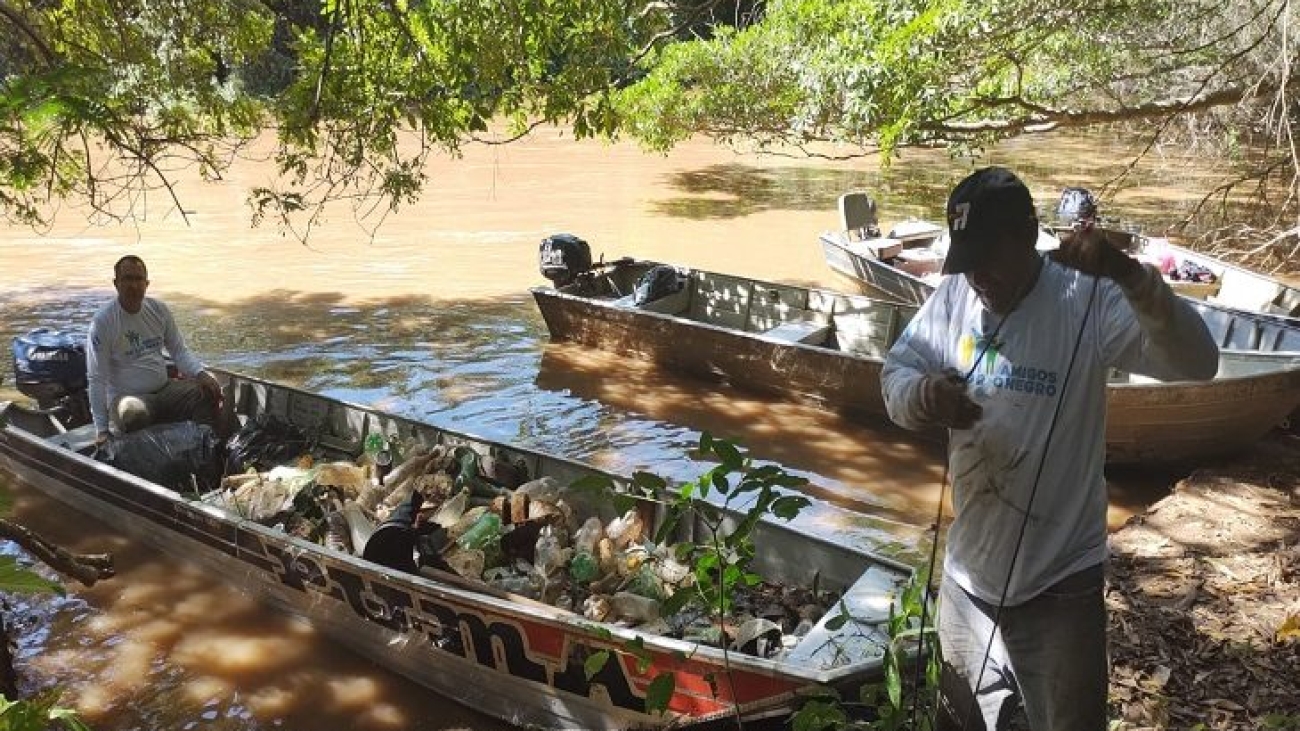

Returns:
1278,613,1300,642
824,610,848,631
792,698,847,731
583,650,610,680
886,653,902,708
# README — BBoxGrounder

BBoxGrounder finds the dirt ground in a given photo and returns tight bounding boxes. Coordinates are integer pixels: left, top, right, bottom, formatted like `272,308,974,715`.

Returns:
1106,431,1300,730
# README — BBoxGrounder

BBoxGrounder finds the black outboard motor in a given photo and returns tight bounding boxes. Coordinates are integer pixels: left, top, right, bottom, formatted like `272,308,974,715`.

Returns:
11,328,91,428
1056,187,1099,226
539,233,592,288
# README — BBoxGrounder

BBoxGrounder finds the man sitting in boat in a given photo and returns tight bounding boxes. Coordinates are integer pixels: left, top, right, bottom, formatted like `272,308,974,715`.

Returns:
87,255,223,446
880,167,1219,731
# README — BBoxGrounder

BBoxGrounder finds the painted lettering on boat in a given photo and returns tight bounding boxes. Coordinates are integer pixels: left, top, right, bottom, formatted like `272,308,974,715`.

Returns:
259,541,644,712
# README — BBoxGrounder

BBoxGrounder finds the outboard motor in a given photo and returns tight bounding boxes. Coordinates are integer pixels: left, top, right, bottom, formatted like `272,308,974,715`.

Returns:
1056,187,1099,226
11,328,91,428
539,233,592,288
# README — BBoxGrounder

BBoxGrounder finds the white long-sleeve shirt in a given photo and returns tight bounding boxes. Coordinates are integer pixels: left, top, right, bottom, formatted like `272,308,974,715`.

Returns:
881,258,1218,606
86,297,208,434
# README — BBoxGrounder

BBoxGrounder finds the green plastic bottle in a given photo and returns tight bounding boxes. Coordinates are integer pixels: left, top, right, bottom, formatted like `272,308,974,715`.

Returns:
457,512,503,552
569,551,599,583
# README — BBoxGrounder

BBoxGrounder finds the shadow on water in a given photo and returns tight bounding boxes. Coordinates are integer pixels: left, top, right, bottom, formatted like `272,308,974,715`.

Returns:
647,130,1279,240
649,161,957,222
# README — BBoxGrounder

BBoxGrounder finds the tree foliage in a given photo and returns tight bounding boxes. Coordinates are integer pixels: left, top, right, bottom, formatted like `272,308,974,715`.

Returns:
620,0,1295,152
617,0,1300,253
3,0,1300,252
0,0,672,236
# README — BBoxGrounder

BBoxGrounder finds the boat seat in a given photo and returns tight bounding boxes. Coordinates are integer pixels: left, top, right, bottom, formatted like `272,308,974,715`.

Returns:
46,423,99,454
763,320,830,345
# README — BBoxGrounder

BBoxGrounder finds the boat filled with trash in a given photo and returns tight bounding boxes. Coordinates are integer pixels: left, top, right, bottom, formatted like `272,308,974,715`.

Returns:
2,366,910,729
203,414,837,658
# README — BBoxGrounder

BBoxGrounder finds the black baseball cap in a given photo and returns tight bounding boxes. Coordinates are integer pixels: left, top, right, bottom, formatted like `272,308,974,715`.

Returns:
942,167,1037,275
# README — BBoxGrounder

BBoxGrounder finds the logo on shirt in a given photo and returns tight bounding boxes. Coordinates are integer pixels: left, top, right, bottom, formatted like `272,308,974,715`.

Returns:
959,329,1002,376
960,328,1060,398
120,329,161,359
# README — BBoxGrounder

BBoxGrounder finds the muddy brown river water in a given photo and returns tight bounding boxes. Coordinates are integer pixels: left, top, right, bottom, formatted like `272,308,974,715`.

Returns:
0,128,1234,729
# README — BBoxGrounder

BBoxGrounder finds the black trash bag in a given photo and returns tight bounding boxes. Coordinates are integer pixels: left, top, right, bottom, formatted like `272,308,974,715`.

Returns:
97,421,223,493
633,265,685,306
224,413,313,475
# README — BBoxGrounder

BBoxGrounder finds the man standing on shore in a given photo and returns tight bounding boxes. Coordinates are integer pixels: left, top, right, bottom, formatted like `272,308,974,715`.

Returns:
881,167,1219,730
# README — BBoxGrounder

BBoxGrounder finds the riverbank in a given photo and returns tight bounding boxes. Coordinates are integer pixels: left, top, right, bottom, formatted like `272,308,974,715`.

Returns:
1107,431,1300,729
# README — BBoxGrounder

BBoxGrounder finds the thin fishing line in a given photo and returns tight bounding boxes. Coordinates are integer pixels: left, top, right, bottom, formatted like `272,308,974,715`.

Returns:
908,291,1019,729
958,274,1100,730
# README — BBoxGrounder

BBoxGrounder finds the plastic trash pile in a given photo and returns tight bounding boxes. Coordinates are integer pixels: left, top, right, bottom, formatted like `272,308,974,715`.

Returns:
199,416,839,658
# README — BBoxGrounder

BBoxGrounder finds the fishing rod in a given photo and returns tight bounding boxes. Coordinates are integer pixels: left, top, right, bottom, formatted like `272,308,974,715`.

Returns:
909,231,1103,729
955,272,1101,731
908,295,1017,729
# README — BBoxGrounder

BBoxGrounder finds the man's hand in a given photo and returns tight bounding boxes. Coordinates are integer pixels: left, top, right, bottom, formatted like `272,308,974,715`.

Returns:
919,369,982,430
95,431,111,446
1050,225,1144,286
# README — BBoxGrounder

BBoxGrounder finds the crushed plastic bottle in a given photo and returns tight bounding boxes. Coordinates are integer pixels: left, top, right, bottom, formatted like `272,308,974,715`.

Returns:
456,512,503,566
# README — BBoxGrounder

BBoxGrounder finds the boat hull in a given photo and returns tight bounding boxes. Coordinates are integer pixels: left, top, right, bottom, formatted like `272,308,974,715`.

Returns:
532,289,892,420
0,371,907,730
535,261,1300,465
821,231,1300,353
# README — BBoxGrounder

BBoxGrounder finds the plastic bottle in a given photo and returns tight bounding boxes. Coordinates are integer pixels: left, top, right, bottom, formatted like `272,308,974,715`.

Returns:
457,512,503,552
569,516,604,582
569,551,600,583
534,524,570,577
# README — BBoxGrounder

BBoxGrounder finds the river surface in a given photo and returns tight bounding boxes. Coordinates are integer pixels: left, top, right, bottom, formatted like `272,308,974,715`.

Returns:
0,128,1236,729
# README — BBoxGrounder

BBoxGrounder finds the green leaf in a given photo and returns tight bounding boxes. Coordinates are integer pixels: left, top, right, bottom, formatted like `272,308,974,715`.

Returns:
659,587,695,617
712,439,743,469
644,673,676,716
792,699,847,731
771,495,812,520
631,470,667,492
698,432,714,453
824,610,848,631
568,474,615,494
0,556,65,596
611,492,638,515
772,473,811,489
886,653,902,709
583,649,611,680
709,469,730,495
